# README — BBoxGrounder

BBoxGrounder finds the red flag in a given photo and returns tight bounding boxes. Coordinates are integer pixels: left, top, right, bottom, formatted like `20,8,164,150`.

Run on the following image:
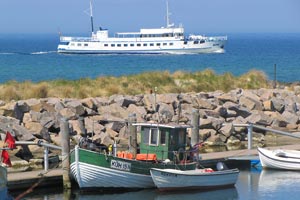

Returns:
5,131,16,149
1,150,12,167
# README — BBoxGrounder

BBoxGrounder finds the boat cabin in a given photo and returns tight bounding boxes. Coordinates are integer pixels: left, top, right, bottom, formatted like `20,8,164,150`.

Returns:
135,123,191,161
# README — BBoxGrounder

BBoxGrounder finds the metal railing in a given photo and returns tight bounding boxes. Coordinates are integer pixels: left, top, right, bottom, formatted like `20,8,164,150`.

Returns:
15,140,62,172
233,123,300,150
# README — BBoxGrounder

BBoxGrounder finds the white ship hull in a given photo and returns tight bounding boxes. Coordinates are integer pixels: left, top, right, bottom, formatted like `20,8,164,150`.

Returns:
58,36,226,54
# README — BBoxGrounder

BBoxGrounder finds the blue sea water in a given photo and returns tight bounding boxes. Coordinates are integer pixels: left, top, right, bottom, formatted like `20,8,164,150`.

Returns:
0,33,299,83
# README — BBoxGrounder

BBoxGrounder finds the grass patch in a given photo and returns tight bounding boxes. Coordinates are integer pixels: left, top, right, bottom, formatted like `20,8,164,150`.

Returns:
0,69,271,101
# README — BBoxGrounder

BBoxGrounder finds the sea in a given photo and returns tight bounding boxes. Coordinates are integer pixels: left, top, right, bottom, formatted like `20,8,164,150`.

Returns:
0,33,300,84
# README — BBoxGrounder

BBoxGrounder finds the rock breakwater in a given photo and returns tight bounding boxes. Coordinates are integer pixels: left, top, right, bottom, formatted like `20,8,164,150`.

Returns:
1,87,300,166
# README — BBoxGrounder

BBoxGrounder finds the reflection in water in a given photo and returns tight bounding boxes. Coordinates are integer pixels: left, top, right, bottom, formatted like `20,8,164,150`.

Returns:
258,169,300,199
73,187,238,200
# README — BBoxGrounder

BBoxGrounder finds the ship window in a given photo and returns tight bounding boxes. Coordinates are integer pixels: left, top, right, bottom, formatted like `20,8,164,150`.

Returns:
124,44,128,47
117,44,121,47
150,43,154,46
169,43,173,46
163,43,167,46
71,43,75,46
156,43,161,46
130,44,134,47
111,44,115,47
137,43,141,47
77,43,82,46
143,128,150,144
178,129,185,145
160,130,166,145
150,128,159,146
184,41,188,45
200,40,205,44
84,44,88,46
143,43,147,46
194,41,199,44
104,44,108,47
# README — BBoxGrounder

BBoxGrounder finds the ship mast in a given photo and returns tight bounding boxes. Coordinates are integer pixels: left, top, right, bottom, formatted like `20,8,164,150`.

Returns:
166,0,174,28
90,0,94,34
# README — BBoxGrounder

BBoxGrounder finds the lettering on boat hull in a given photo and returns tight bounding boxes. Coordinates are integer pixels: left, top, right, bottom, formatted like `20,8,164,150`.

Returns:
111,160,131,171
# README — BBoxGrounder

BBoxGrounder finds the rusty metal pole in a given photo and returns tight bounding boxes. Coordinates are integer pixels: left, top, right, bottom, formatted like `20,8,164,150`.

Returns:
128,113,137,158
60,117,71,189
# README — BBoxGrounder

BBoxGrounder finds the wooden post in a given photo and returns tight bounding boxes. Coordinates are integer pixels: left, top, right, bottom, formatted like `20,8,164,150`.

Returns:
78,117,87,136
128,113,137,157
191,109,200,147
274,64,277,89
60,117,71,189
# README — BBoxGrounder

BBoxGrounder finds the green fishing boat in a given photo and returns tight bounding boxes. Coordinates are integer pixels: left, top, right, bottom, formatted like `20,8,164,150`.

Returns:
70,123,198,189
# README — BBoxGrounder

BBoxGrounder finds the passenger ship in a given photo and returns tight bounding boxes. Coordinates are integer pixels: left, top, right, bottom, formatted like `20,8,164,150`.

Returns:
57,1,227,54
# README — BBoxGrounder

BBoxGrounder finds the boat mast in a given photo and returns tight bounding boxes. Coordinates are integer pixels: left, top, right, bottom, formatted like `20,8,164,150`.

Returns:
90,0,94,34
166,0,174,28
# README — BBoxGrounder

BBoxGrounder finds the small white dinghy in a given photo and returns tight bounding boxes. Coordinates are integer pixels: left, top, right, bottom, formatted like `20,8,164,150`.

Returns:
258,147,300,170
150,162,239,191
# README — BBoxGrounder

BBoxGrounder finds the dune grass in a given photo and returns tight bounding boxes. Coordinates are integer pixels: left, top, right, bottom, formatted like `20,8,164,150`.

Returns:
0,69,271,101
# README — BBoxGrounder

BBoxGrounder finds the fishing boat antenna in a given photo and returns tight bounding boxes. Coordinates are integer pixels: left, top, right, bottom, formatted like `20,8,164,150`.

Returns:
90,0,94,34
166,0,174,28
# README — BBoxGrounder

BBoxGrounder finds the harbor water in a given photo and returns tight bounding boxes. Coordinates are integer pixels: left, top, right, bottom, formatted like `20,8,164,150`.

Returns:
6,167,300,200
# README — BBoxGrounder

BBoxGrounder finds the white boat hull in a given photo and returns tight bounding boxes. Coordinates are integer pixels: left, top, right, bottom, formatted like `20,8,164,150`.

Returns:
150,168,239,191
258,147,300,170
58,40,225,54
70,161,155,189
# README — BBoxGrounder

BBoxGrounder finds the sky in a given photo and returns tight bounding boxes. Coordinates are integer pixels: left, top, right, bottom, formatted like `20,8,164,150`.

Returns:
1,0,300,35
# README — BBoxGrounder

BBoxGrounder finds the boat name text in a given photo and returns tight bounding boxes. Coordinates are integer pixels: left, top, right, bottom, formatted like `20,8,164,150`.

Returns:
111,160,131,171
160,172,177,177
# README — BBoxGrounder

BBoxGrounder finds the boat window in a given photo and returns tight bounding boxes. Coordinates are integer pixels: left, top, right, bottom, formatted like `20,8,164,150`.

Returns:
156,43,161,46
150,43,154,46
163,43,167,46
160,130,166,145
194,41,199,44
178,129,185,145
84,44,88,47
117,44,121,47
143,43,147,46
71,43,75,46
150,128,159,146
111,44,115,47
124,44,128,47
143,128,150,144
200,40,205,44
130,44,134,47
169,43,173,46
104,44,108,47
184,41,188,45
77,43,82,46
137,43,141,47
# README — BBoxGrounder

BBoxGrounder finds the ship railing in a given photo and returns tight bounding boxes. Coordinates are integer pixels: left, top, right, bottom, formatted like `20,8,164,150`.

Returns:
60,36,97,42
207,36,228,41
